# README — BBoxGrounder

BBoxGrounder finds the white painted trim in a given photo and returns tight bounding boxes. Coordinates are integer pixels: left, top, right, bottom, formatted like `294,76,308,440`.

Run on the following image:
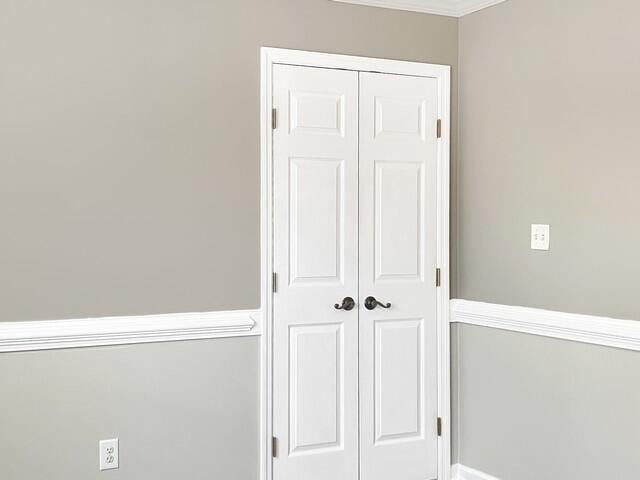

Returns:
435,56,452,480
332,0,460,16
259,46,276,480
456,0,507,16
260,47,451,480
451,300,640,351
452,464,501,480
261,48,451,79
0,309,261,353
331,0,507,17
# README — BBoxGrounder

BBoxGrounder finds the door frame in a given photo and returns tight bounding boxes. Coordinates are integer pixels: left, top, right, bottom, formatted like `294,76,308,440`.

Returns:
260,47,451,480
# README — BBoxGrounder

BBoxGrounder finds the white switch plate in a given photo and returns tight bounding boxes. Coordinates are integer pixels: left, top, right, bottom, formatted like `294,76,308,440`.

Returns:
531,224,550,250
99,438,119,471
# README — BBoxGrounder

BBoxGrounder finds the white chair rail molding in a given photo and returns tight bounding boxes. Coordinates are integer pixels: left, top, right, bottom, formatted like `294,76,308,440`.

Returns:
0,309,262,352
451,299,640,352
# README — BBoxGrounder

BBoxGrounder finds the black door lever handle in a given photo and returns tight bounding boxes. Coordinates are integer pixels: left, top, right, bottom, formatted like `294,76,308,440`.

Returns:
334,297,356,311
364,296,392,311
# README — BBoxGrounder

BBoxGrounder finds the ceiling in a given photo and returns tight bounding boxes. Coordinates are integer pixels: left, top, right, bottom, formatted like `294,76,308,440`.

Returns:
331,0,508,17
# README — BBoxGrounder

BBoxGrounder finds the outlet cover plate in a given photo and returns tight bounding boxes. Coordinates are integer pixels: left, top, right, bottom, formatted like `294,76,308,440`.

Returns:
531,224,550,250
99,438,119,471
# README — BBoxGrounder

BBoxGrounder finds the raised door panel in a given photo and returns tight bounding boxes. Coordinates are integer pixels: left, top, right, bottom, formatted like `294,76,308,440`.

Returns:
374,96,427,140
290,91,346,136
375,161,424,282
374,319,424,444
290,157,344,286
289,323,344,454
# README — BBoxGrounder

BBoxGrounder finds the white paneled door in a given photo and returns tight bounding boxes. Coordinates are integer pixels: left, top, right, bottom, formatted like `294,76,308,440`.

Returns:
272,64,439,480
272,64,360,480
358,72,439,480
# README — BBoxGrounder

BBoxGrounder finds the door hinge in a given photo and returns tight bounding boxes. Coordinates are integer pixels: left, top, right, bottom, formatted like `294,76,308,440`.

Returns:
272,108,277,130
437,417,443,436
272,272,278,293
436,119,442,139
272,436,278,458
436,268,441,287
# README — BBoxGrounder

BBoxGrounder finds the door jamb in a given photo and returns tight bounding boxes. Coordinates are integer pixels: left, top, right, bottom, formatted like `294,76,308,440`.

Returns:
260,47,451,480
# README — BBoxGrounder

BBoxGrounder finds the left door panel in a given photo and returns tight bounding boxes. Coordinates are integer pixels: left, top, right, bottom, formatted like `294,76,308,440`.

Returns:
272,64,359,480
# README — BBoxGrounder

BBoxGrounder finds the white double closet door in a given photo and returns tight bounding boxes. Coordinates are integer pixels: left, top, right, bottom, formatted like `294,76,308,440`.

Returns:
272,64,439,480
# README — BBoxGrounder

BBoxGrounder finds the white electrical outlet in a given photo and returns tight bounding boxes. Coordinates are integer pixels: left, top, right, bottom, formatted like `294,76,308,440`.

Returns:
99,438,119,471
531,224,550,250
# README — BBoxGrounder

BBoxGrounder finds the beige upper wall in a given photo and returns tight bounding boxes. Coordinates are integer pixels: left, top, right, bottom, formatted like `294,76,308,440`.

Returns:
459,0,640,320
0,0,458,321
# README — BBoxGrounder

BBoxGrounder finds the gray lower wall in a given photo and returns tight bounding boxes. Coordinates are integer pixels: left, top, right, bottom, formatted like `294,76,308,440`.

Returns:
456,324,640,480
0,0,458,322
0,337,260,480
457,0,640,476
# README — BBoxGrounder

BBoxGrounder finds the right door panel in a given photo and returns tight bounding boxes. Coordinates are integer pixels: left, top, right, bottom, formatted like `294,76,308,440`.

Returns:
359,72,439,480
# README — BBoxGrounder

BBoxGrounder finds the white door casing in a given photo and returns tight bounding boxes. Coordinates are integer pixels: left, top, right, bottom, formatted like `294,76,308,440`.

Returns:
261,47,451,480
358,72,439,480
272,64,360,480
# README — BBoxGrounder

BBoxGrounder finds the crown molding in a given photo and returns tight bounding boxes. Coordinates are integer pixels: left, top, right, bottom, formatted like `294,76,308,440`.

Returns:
456,0,507,16
331,0,507,17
